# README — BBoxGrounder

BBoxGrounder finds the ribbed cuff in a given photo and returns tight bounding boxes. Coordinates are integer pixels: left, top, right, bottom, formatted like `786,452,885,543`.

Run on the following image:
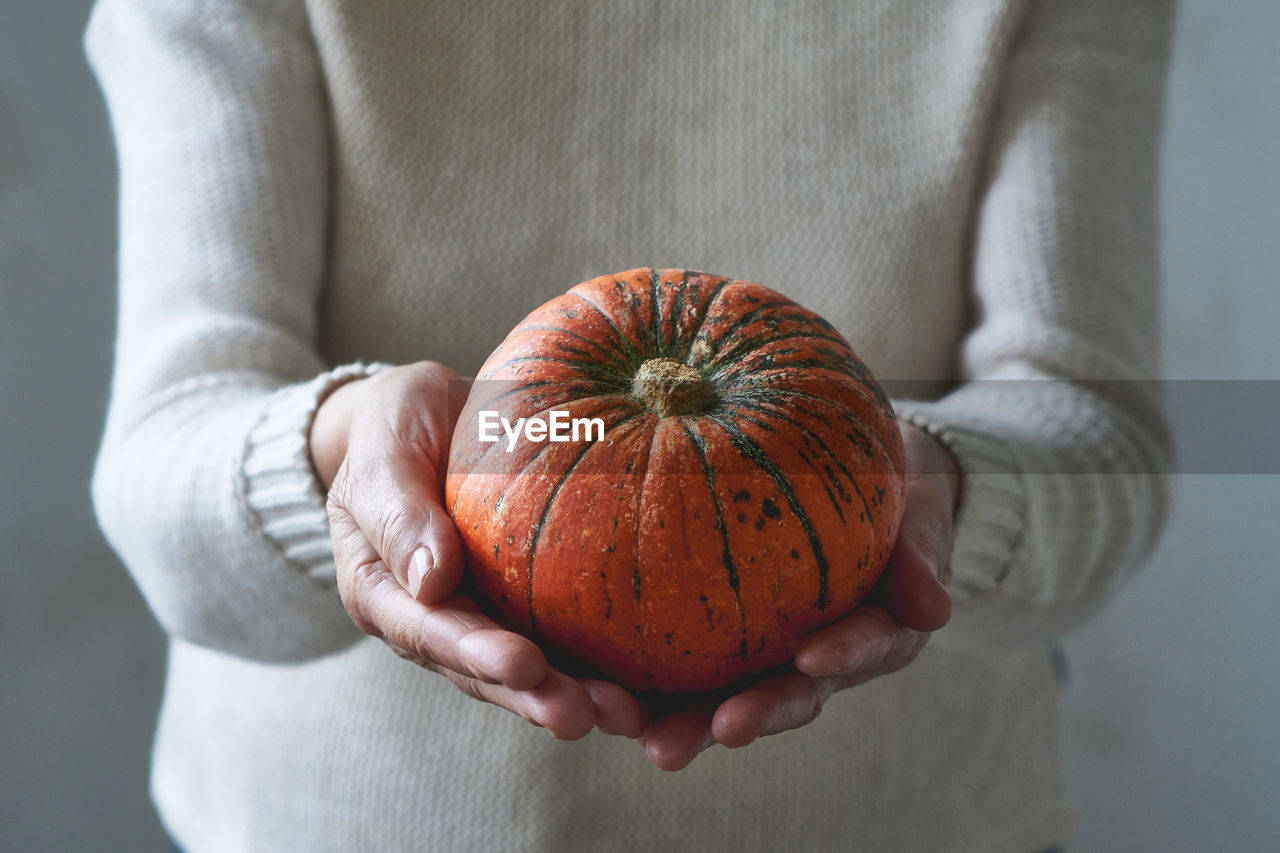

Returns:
892,398,1028,602
242,362,390,582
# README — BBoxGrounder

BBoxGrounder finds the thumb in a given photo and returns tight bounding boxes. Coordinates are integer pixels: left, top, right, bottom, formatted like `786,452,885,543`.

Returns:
882,536,951,633
883,422,958,632
333,433,465,604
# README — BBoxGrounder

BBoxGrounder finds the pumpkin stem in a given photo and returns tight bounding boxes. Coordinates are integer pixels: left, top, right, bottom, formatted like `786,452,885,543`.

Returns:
632,358,718,416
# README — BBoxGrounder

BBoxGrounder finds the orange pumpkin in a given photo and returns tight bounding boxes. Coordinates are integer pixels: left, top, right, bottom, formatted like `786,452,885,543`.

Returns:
445,268,905,692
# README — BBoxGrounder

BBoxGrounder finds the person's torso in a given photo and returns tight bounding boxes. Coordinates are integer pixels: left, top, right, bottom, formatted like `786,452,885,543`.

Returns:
151,5,1079,851
307,0,1017,394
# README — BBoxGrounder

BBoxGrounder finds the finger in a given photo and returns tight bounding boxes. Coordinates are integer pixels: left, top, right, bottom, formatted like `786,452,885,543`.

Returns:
338,550,547,689
333,516,594,734
455,627,550,691
640,703,717,772
580,679,648,738
452,668,597,741
711,672,825,748
793,603,920,680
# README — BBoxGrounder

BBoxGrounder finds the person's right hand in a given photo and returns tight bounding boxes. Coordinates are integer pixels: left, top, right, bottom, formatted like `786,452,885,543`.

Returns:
311,362,647,741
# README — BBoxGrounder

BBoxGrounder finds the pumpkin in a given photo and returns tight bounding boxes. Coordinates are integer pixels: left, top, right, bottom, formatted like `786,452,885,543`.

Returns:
445,268,905,693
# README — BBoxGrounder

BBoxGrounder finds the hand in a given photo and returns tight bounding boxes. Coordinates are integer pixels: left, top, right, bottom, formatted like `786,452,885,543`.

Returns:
638,420,961,770
314,362,646,740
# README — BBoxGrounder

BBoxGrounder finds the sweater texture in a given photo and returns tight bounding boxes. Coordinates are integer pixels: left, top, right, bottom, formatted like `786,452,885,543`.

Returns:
86,1,1175,851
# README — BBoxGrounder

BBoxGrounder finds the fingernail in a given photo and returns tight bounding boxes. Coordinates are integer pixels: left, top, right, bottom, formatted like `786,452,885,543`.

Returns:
408,547,434,598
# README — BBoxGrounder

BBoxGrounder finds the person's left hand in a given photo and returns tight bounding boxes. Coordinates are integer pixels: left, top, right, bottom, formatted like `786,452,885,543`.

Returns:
637,420,961,771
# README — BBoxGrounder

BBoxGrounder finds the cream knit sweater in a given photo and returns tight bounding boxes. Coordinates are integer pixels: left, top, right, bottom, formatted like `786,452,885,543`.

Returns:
87,1,1174,851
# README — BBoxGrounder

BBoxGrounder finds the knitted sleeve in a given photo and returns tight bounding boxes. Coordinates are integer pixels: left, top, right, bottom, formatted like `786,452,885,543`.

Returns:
894,0,1177,647
86,0,373,661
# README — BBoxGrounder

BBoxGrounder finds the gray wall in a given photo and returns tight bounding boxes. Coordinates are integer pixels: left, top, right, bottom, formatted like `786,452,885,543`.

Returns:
1,2,1276,851
1,1,167,851
1060,3,1280,850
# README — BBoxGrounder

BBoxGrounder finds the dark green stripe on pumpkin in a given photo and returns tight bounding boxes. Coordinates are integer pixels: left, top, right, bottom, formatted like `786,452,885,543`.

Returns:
496,354,633,386
846,477,876,525
519,323,633,371
680,421,747,626
678,277,732,364
524,410,645,639
703,300,796,352
722,396,881,525
667,271,691,354
649,269,664,358
713,353,864,386
708,415,833,610
458,377,557,411
628,414,662,675
568,291,646,369
740,386,896,462
722,402,848,525
706,329,853,384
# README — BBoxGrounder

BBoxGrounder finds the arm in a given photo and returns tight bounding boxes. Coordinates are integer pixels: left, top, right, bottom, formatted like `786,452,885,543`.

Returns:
87,0,649,736
639,0,1178,768
86,0,367,660
895,0,1177,647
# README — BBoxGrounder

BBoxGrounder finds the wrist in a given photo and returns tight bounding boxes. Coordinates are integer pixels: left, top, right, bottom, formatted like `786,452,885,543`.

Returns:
935,437,962,514
310,378,367,490
898,419,963,514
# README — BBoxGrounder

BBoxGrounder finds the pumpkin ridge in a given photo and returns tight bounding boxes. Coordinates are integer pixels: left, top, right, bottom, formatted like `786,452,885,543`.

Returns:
680,420,748,631
705,329,854,383
722,402,848,525
497,354,632,387
552,344,634,376
724,393,885,522
747,394,879,523
665,271,692,354
566,291,646,370
758,386,898,461
845,475,877,528
628,414,665,680
518,323,632,372
704,300,799,354
713,354,863,385
648,269,665,358
676,277,734,364
525,410,648,639
708,414,833,610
